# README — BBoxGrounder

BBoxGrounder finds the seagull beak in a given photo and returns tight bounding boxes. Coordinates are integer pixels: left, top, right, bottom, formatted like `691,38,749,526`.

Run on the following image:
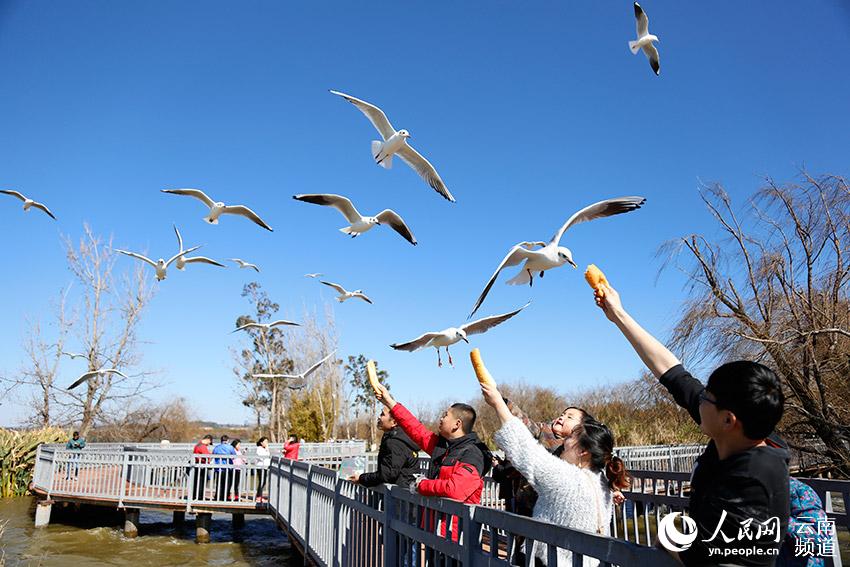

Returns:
462,337,469,344
568,259,577,269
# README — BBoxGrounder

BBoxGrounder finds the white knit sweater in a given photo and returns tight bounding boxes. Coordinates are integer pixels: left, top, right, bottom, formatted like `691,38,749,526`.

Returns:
494,417,613,567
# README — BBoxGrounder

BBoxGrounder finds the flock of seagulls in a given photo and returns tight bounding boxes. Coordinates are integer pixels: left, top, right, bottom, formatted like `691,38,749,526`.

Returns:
4,2,664,388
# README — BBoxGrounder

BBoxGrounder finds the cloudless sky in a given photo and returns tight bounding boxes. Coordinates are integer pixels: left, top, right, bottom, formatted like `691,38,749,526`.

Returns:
1,1,849,426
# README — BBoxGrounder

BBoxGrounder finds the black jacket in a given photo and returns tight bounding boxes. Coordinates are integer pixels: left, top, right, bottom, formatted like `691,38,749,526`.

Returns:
660,364,790,567
426,431,492,480
358,426,420,489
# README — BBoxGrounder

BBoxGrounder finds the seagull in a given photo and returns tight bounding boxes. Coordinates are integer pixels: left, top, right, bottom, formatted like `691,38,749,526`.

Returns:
116,245,201,281
61,352,88,360
391,302,530,367
251,351,336,390
231,258,260,272
469,196,646,317
629,2,660,76
329,90,455,202
173,225,226,271
0,190,56,220
293,194,417,246
320,281,373,304
232,319,301,333
161,188,273,231
304,273,324,279
67,368,127,390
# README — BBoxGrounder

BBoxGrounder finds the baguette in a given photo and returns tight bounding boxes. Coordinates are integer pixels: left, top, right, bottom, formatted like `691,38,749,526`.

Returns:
469,348,496,388
366,360,382,394
584,264,609,295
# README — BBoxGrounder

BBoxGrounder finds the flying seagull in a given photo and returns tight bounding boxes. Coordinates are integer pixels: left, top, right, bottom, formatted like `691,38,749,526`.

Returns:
391,302,530,367
117,245,201,281
173,225,226,271
304,273,324,279
252,351,336,390
469,196,646,317
320,281,373,304
232,319,301,333
161,188,273,231
329,90,455,202
67,368,127,391
61,352,88,360
0,190,56,220
231,258,260,272
629,2,660,76
293,194,417,245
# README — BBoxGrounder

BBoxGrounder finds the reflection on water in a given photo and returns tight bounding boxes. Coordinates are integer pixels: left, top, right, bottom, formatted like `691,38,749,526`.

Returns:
0,497,294,566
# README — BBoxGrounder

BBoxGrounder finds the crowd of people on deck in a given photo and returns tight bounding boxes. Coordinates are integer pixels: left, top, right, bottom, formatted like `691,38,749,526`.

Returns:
94,283,829,566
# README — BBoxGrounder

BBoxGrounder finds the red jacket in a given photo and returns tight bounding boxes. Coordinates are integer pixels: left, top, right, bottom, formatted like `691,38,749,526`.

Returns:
193,442,211,463
283,441,300,460
390,404,489,540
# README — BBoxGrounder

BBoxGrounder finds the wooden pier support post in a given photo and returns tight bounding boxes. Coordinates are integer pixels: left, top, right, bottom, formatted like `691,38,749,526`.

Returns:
173,511,185,528
124,508,140,538
34,499,52,528
232,513,245,528
196,512,212,543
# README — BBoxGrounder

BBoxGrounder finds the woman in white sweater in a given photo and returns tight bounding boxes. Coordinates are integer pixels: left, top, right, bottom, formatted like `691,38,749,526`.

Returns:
481,381,630,567
255,436,271,503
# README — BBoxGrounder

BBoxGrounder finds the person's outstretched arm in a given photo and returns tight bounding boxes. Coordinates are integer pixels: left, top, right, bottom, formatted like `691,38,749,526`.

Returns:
375,384,439,455
594,285,680,378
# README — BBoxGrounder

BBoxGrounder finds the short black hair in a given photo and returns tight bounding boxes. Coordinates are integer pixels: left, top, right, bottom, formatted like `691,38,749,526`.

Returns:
220,435,230,443
202,434,213,441
230,438,241,448
256,436,268,445
706,361,784,440
450,403,477,434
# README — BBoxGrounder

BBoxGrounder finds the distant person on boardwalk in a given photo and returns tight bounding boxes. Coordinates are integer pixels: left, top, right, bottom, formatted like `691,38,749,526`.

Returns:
283,435,300,460
192,434,213,500
65,431,86,480
373,383,491,541
595,283,789,566
349,406,420,489
213,434,237,501
255,436,271,503
230,438,243,501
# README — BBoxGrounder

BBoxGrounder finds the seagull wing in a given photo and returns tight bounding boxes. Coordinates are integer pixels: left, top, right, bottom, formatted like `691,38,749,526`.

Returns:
67,371,99,390
0,189,27,202
304,273,323,278
286,378,308,390
353,292,373,304
519,241,547,249
173,224,184,251
161,188,216,208
643,43,660,75
166,244,201,267
302,351,336,378
396,144,455,202
634,2,650,38
549,196,647,245
293,194,361,223
233,322,263,333
321,281,348,294
117,250,158,269
461,301,531,336
31,201,56,220
221,205,273,231
329,90,396,140
103,368,128,379
184,256,226,267
269,319,301,328
376,209,417,245
390,332,440,352
469,245,537,318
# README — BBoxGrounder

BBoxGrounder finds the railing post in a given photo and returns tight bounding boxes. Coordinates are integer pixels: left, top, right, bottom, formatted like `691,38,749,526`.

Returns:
383,487,398,567
304,465,313,555
186,459,196,513
332,477,342,567
118,452,129,507
668,446,674,472
287,460,294,525
462,504,482,565
47,450,57,498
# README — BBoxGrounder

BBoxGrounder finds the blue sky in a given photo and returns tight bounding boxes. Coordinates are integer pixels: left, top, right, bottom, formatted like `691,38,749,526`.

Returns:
1,1,849,426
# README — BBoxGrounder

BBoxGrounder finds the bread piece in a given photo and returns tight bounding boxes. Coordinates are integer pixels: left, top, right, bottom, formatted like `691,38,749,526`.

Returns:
366,360,382,394
584,264,609,294
469,348,496,387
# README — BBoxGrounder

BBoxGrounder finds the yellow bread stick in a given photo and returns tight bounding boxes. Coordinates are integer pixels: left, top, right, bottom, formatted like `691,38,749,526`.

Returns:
366,360,382,395
584,264,609,296
469,348,496,388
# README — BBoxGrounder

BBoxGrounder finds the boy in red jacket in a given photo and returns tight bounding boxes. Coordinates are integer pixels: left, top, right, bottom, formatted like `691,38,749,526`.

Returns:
374,383,490,540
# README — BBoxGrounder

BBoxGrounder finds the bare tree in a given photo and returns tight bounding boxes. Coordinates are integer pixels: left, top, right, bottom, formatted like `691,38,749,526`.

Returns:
663,173,850,473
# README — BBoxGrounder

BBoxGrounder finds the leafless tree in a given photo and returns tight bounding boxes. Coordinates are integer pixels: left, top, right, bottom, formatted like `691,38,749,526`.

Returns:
663,173,850,473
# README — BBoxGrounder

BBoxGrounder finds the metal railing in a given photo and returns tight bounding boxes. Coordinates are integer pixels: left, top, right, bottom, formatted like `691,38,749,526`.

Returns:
41,440,367,458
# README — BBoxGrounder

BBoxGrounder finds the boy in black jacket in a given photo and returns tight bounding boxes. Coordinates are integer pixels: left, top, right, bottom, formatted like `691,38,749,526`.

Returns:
596,284,789,567
350,407,420,489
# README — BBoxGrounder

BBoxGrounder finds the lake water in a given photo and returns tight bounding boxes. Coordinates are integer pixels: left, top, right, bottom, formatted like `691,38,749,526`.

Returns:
0,497,294,566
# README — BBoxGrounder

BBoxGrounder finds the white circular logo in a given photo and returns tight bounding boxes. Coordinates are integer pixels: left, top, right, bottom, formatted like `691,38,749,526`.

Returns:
658,512,698,552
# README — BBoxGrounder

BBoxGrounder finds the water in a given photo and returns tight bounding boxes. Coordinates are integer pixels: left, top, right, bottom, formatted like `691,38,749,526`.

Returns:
0,497,294,566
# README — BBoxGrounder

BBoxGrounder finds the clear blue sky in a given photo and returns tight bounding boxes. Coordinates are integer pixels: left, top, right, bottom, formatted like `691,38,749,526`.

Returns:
1,1,849,426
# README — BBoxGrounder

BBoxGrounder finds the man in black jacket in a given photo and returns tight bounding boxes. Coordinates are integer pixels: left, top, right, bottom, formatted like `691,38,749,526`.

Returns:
350,406,420,489
596,284,789,567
